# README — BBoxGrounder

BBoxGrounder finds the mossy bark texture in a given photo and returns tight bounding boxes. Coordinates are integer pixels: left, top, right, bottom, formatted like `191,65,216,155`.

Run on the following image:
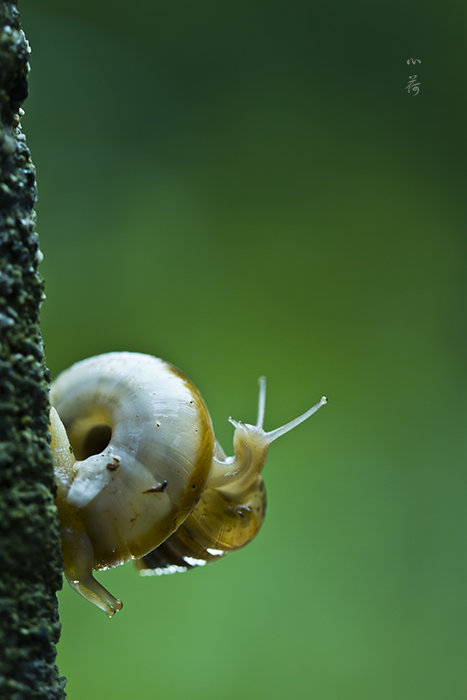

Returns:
0,3,65,698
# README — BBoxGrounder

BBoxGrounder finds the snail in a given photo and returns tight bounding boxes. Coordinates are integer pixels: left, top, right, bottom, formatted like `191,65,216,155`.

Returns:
49,352,327,616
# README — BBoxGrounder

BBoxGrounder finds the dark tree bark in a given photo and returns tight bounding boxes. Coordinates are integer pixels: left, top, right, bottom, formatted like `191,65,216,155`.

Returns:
0,2,66,698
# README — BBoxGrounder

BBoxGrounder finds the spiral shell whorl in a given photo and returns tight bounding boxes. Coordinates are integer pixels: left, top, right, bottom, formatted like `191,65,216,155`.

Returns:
51,352,214,568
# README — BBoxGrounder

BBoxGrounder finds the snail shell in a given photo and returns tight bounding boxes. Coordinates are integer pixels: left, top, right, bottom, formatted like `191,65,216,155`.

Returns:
50,352,327,616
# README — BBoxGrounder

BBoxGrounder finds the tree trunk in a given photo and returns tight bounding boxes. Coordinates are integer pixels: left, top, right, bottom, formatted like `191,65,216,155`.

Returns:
0,2,66,697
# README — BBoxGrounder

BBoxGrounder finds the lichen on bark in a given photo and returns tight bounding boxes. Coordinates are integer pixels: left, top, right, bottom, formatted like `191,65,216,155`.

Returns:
0,2,66,698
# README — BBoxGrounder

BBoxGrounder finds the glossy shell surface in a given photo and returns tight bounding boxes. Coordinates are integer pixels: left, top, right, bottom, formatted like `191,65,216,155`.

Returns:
51,352,214,568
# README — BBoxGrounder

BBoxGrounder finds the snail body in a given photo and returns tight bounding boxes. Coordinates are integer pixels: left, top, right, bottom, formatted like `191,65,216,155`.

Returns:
50,352,327,616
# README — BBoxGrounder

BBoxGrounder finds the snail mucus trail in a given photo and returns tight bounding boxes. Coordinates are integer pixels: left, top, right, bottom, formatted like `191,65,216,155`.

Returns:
49,352,327,616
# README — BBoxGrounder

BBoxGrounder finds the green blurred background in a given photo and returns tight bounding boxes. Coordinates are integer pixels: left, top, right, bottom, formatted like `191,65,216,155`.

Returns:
20,1,466,698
